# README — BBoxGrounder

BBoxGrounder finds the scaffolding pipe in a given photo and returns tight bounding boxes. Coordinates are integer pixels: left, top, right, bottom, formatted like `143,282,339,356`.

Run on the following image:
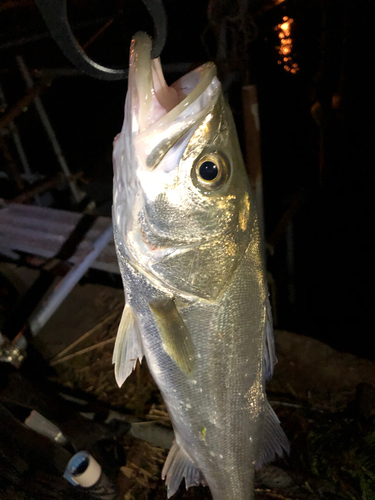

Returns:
0,82,41,204
29,224,113,336
16,55,82,203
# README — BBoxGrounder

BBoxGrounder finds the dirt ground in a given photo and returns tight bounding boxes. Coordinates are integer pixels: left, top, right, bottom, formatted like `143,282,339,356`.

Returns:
33,281,375,500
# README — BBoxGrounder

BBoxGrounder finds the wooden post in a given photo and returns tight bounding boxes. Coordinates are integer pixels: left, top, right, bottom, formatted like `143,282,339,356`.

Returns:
241,85,265,242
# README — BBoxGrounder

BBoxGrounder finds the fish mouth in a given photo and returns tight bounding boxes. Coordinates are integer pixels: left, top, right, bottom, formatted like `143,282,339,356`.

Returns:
129,32,218,170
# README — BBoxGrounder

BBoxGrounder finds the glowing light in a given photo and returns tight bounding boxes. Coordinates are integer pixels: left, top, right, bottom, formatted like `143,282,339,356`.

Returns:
274,16,299,74
280,22,290,34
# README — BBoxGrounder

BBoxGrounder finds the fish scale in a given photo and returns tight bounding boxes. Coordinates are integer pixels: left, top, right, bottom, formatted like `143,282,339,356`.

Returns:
112,32,289,500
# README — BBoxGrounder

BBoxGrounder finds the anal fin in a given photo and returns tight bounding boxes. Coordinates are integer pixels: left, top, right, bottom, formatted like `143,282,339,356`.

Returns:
112,304,144,387
256,399,290,470
162,440,205,498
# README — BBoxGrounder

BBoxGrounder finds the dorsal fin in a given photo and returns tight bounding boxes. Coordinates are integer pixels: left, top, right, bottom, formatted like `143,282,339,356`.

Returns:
112,304,144,387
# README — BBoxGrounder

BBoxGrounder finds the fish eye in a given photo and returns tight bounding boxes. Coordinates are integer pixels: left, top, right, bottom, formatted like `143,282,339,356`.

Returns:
194,152,229,191
199,161,218,181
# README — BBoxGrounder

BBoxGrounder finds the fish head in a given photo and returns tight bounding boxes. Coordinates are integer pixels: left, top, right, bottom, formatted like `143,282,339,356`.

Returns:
113,33,255,301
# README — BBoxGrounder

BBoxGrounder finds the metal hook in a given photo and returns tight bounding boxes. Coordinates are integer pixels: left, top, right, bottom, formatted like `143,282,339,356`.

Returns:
34,0,167,81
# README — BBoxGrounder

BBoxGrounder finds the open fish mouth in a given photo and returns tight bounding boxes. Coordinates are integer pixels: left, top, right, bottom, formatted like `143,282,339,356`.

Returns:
129,32,218,172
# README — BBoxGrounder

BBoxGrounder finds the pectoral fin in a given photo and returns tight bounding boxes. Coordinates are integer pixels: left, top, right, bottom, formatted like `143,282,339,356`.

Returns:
112,304,144,387
149,298,195,376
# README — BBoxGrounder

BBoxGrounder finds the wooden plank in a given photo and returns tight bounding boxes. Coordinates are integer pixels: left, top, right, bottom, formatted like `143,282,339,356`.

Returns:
0,203,119,274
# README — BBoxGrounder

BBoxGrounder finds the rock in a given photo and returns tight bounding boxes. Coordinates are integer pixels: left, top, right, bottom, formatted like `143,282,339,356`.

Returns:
354,382,375,419
268,330,375,409
256,465,294,489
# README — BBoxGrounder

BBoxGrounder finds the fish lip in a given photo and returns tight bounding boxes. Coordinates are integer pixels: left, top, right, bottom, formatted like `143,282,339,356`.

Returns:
130,32,217,138
136,62,217,139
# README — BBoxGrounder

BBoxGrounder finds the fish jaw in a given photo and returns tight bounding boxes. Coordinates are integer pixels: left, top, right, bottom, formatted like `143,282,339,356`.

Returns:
128,32,179,134
113,32,220,251
112,32,176,248
113,32,247,300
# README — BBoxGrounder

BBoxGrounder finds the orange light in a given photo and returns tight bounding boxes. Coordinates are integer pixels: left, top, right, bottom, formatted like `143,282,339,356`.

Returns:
275,17,299,74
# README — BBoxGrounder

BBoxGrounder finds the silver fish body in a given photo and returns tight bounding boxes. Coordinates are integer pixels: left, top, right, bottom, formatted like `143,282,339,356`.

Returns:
112,33,289,500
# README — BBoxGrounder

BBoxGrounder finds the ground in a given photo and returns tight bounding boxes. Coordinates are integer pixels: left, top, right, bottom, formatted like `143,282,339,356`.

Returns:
31,280,375,500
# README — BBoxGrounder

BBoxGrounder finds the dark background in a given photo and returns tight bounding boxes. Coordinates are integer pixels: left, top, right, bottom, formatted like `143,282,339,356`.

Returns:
1,0,374,360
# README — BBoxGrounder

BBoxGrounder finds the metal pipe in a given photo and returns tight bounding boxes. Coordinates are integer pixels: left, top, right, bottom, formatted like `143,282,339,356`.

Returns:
8,123,32,178
16,55,82,203
0,83,31,176
0,82,41,205
0,82,48,133
29,225,113,336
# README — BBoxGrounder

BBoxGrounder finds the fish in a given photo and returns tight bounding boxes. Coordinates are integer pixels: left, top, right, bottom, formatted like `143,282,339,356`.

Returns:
112,32,289,500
